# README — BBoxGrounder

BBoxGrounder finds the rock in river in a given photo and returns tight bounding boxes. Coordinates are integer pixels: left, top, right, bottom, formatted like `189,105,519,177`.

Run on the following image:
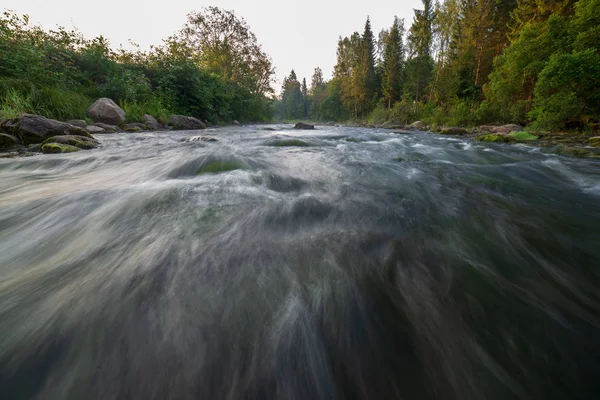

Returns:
294,122,315,130
43,135,99,150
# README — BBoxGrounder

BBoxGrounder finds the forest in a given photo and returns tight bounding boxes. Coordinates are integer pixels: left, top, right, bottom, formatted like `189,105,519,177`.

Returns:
0,7,274,124
278,0,600,131
1,1,599,130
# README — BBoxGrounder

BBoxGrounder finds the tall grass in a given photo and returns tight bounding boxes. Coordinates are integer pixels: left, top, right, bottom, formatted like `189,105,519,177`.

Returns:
0,78,91,121
121,98,172,124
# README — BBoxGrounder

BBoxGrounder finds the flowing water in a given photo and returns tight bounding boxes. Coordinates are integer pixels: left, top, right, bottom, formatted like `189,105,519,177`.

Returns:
1,125,600,400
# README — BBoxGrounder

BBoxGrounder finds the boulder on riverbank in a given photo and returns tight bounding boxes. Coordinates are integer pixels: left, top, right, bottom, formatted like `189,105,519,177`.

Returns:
170,115,207,130
0,114,93,144
143,114,161,130
87,98,126,125
294,122,315,130
232,120,241,126
408,121,426,130
440,127,468,135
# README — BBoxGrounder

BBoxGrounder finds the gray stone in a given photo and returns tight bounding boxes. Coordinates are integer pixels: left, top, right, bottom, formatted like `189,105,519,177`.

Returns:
232,120,241,126
94,123,122,133
0,114,93,144
86,125,105,133
87,98,126,125
294,122,315,130
170,115,207,130
143,114,161,130
124,123,144,132
66,119,88,128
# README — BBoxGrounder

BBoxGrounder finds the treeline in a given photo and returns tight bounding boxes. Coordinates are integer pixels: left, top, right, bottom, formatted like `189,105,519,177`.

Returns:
278,0,600,130
0,7,274,124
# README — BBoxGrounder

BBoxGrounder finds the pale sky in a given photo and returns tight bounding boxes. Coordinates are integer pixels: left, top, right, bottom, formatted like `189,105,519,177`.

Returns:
3,0,422,91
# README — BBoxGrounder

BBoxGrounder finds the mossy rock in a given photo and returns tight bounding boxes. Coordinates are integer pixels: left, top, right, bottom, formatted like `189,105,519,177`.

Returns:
556,145,600,158
41,143,81,153
43,135,99,150
474,134,515,143
588,137,600,147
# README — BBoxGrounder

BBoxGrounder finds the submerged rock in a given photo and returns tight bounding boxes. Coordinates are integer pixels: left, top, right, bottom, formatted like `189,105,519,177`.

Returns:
190,136,218,142
294,122,315,130
87,98,126,125
41,143,81,153
86,125,105,133
171,115,207,130
0,114,93,144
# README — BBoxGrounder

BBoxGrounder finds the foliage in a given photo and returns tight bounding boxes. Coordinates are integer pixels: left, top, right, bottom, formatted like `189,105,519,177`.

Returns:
288,0,598,131
0,8,274,124
510,131,539,141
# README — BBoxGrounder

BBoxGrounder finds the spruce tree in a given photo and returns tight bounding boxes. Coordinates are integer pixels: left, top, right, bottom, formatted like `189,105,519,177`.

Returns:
381,17,405,108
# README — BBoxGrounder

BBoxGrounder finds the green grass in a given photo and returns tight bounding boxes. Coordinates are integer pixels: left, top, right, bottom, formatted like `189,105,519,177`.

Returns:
510,131,539,141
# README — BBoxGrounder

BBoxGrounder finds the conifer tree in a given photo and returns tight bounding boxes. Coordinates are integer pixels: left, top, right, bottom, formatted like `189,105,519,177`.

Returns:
381,17,405,108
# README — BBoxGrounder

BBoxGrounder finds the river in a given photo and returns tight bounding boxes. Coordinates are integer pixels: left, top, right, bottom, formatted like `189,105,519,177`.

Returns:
1,125,599,399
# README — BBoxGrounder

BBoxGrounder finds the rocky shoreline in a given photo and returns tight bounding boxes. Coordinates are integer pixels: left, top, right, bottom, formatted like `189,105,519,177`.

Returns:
0,97,228,157
2,99,599,160
313,120,600,159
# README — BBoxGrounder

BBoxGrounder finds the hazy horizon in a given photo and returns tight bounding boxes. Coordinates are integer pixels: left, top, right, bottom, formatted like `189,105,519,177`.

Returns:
2,0,422,91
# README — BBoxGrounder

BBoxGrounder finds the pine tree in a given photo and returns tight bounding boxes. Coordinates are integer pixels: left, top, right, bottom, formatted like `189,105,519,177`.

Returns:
358,17,377,115
301,78,308,117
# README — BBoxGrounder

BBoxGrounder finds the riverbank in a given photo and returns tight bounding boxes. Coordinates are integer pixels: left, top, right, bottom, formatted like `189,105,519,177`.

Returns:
279,120,600,159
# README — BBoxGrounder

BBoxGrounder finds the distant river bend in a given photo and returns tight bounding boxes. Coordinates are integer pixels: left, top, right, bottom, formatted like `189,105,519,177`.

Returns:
1,125,599,399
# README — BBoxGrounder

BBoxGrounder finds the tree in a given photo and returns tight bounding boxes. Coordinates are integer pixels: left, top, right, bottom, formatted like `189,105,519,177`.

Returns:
301,77,308,117
406,0,435,102
170,7,274,96
280,70,304,119
381,17,405,108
